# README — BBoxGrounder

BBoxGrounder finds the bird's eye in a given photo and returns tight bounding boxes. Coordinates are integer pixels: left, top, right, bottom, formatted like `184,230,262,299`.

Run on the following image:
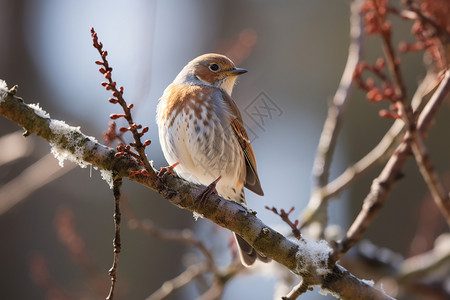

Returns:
209,63,219,72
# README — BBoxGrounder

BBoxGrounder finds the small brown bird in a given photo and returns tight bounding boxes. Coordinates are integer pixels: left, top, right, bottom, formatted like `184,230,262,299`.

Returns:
156,53,269,266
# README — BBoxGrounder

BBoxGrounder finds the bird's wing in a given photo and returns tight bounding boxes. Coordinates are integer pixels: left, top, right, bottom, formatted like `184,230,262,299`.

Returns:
224,92,264,196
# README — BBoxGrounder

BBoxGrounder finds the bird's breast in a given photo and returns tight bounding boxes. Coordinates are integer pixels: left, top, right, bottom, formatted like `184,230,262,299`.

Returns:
156,84,245,196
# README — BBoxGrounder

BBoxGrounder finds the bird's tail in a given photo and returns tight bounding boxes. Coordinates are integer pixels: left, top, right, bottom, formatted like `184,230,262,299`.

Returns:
234,233,271,266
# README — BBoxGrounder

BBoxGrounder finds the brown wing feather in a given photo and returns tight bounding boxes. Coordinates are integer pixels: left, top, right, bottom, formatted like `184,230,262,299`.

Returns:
224,93,264,196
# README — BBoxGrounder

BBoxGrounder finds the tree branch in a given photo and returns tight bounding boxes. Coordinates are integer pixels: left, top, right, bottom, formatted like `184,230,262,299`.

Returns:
0,82,393,299
145,262,209,300
312,0,364,190
106,174,123,300
331,69,450,262
301,69,437,228
412,70,450,225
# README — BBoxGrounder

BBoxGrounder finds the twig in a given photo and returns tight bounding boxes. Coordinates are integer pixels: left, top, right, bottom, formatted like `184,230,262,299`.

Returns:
0,152,75,215
372,0,450,225
197,261,245,300
331,70,450,262
145,262,209,300
90,28,156,181
127,217,217,271
417,71,450,132
266,206,301,239
330,139,410,263
412,70,450,225
282,279,310,300
301,2,436,230
106,174,123,300
312,0,364,190
397,233,450,282
312,70,436,205
302,0,364,231
403,0,450,43
366,1,446,224
0,130,34,167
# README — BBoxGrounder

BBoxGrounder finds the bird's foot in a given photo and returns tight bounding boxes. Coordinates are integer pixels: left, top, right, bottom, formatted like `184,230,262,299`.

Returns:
158,162,179,181
197,176,222,209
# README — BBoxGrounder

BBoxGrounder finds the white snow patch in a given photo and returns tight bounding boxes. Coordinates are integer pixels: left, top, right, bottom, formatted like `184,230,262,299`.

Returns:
49,119,89,168
0,80,7,91
362,279,375,287
48,119,116,189
100,169,114,189
295,235,332,276
192,211,204,221
0,80,7,100
29,103,50,119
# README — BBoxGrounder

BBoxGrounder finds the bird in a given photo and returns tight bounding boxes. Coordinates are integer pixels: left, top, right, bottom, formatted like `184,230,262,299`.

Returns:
156,53,269,266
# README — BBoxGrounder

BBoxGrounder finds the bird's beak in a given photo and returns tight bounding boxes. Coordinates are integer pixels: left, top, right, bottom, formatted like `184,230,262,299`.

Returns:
222,68,248,76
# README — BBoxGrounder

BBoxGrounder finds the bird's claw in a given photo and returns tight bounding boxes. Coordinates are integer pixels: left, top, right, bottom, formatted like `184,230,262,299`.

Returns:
158,162,179,181
197,176,222,209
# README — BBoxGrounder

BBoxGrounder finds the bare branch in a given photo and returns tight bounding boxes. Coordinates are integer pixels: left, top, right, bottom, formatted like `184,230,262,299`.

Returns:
127,217,217,272
145,262,209,300
197,262,245,300
283,279,310,300
323,70,437,201
312,0,364,190
0,153,75,215
0,84,393,300
266,206,301,239
331,70,450,262
330,139,410,262
397,233,450,282
0,130,34,167
106,174,123,300
412,70,450,225
301,0,364,233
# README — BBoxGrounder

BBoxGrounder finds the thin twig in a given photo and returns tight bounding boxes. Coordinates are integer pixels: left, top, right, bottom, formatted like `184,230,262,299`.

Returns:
0,153,75,215
145,262,209,300
90,28,156,181
412,70,450,225
106,174,122,300
319,70,437,202
302,0,364,232
266,206,301,239
397,233,450,282
312,0,364,189
282,279,310,300
403,0,450,43
128,217,217,272
417,71,450,132
197,261,245,300
330,140,410,262
331,70,450,262
301,71,436,229
0,130,34,167
381,0,450,227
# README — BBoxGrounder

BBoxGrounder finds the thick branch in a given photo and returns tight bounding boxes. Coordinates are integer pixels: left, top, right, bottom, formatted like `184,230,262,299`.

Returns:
0,83,392,299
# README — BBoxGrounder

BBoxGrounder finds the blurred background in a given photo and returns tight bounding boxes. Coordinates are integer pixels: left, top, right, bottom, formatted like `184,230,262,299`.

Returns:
0,0,448,299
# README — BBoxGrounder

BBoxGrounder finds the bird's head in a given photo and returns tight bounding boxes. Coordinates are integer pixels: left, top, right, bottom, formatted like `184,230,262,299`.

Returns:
176,53,247,95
